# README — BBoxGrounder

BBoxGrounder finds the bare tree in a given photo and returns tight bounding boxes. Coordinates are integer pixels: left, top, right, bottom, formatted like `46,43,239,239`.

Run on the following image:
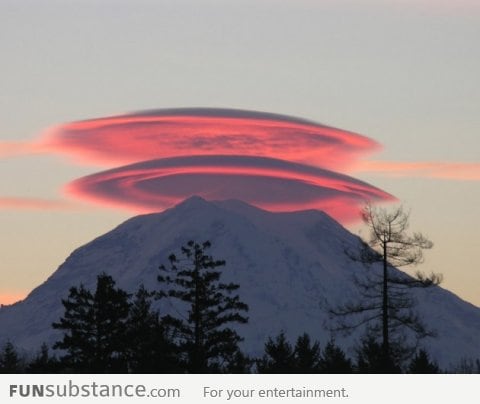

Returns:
330,203,442,370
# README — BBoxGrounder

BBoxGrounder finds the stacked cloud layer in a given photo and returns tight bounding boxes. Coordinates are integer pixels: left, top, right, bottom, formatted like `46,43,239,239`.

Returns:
29,108,396,222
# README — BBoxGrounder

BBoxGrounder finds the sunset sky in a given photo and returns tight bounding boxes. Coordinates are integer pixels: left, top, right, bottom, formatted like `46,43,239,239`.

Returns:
1,0,479,306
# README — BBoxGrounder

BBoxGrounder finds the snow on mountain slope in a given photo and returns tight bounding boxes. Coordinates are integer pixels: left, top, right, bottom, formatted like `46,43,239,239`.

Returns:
0,196,478,368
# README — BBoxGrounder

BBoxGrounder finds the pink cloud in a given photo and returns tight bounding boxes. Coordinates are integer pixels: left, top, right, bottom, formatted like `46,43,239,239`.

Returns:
0,141,35,158
355,161,480,181
66,155,395,223
2,109,399,219
38,108,379,169
0,197,79,211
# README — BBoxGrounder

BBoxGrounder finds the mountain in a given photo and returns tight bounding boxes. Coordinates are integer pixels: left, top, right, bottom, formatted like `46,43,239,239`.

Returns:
0,196,479,368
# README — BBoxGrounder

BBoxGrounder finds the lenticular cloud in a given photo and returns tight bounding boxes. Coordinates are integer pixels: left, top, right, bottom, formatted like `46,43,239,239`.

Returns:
67,155,394,222
41,108,395,222
40,108,379,169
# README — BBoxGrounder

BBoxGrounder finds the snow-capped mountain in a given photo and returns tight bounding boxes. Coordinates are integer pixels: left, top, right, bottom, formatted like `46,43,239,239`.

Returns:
0,196,478,368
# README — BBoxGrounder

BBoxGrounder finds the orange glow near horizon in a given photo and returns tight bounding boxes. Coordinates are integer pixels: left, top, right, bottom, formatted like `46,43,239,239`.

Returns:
356,160,480,181
0,292,27,306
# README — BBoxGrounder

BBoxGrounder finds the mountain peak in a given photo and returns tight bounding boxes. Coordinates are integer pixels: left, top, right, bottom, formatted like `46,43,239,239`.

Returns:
0,197,479,368
175,194,208,207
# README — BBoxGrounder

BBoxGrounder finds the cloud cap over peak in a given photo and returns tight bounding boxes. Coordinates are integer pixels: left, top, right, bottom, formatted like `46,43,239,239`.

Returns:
66,155,395,223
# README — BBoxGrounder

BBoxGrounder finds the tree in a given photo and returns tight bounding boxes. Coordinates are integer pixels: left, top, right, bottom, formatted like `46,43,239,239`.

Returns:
318,340,353,373
223,350,253,373
26,343,60,373
257,332,327,373
408,349,440,373
0,341,23,373
53,282,94,372
450,357,480,374
52,273,131,372
256,332,296,373
331,204,441,370
355,334,401,373
158,240,248,373
293,333,322,373
125,285,179,373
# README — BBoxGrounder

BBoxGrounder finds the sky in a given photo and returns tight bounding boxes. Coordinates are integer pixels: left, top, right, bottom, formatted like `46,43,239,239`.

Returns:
1,0,479,306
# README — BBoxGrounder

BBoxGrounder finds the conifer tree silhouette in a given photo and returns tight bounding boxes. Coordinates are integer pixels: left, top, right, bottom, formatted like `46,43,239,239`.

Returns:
53,273,130,372
158,240,248,373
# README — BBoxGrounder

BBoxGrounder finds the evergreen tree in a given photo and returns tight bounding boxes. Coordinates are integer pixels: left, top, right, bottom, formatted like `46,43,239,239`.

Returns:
450,357,480,374
52,283,94,371
355,335,401,373
223,351,253,374
319,340,353,373
158,240,248,373
293,333,321,373
408,349,440,373
331,204,441,370
256,332,296,373
258,333,337,373
52,273,130,372
26,343,60,373
126,285,179,373
0,341,23,373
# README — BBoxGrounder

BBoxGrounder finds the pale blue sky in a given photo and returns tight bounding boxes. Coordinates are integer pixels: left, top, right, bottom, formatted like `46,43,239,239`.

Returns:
1,0,479,305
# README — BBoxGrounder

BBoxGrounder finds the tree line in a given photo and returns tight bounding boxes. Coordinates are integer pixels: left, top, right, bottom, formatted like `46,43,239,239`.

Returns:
1,206,478,373
1,314,479,373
